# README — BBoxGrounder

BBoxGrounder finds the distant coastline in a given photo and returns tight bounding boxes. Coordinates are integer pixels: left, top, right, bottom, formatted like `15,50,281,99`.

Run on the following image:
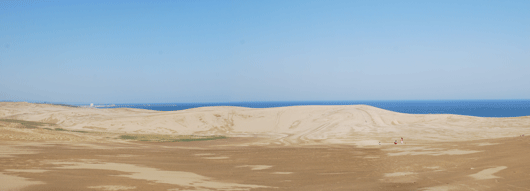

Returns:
63,100,530,118
2,100,529,117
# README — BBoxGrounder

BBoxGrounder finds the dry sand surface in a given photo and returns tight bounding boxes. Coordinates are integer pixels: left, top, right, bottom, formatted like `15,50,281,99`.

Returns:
0,102,529,190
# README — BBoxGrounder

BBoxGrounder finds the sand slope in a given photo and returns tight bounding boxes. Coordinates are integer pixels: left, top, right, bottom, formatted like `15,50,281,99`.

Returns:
1,102,530,190
1,102,529,146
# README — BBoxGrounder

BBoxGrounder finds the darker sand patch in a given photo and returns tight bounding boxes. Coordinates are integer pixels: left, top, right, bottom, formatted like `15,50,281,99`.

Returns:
0,172,44,190
0,136,529,190
53,161,268,190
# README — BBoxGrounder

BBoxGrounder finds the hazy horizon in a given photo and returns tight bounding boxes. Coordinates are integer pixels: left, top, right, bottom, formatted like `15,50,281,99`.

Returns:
1,0,529,103
3,99,530,106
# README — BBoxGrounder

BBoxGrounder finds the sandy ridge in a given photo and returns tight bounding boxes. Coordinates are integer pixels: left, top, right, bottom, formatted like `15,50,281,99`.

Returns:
1,102,529,146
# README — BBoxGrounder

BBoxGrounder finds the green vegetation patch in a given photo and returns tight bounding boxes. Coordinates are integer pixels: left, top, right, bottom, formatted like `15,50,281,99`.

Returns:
0,119,95,134
0,119,55,129
178,136,227,142
119,135,138,140
45,127,91,134
71,130,89,133
118,134,227,142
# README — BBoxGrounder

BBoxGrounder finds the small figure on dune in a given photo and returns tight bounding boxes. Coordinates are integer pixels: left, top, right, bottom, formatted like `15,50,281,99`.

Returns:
379,142,381,145
401,137,404,144
394,140,397,145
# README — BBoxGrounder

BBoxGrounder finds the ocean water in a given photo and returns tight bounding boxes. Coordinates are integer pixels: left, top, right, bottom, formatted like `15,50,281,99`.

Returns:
99,100,530,118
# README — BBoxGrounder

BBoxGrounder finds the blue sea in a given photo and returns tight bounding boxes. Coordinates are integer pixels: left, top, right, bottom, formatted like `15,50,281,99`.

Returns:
95,100,530,118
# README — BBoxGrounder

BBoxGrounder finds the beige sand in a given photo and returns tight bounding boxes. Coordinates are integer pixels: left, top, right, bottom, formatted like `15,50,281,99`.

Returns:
4,169,49,173
1,102,529,146
271,172,292,174
236,165,273,170
0,172,44,190
384,172,416,177
87,185,136,191
52,161,268,190
469,166,508,180
0,145,39,157
0,135,529,190
1,102,530,190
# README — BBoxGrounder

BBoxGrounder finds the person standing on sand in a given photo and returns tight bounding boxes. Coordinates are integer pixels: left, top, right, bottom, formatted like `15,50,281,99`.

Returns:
401,137,404,144
394,140,398,145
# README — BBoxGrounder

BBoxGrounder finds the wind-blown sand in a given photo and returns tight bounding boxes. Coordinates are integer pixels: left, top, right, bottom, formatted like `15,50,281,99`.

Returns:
1,102,529,146
1,102,529,190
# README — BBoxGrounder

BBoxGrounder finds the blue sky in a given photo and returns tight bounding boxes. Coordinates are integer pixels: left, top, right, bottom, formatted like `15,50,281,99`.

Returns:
0,0,529,103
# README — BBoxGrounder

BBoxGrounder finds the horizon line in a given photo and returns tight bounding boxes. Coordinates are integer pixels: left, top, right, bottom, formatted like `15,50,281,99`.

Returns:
2,99,530,106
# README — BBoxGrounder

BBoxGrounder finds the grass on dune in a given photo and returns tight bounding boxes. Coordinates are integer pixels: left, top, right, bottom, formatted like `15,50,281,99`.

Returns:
0,119,222,141
0,119,91,134
71,130,90,133
49,127,89,133
118,134,227,142
0,119,55,129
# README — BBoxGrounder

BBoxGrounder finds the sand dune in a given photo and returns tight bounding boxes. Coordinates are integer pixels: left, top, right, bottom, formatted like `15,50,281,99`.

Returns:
1,102,530,190
1,102,529,146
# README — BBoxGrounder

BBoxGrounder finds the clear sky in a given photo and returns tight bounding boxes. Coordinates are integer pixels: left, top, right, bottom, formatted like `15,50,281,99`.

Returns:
1,0,529,104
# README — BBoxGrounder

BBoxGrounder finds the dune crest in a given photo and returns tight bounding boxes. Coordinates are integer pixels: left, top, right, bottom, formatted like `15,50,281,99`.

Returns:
1,102,529,145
